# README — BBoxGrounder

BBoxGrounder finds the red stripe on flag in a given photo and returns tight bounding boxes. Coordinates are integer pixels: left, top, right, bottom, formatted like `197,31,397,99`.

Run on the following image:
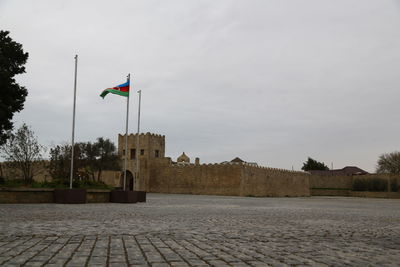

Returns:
112,86,129,92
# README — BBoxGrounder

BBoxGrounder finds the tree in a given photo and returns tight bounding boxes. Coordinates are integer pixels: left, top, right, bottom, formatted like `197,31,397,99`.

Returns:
0,124,45,183
0,31,29,145
81,141,99,181
376,151,400,174
301,157,329,171
94,137,120,180
81,137,120,181
48,138,120,182
48,142,85,181
48,144,70,180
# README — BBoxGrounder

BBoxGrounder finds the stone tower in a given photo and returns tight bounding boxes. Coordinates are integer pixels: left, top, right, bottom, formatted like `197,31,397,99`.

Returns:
118,132,167,190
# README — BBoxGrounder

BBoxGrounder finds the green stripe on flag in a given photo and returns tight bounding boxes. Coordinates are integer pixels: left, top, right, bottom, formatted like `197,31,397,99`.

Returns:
100,89,129,98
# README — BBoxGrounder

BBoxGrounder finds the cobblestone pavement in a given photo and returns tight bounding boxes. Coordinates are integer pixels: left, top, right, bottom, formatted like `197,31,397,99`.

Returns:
0,194,400,266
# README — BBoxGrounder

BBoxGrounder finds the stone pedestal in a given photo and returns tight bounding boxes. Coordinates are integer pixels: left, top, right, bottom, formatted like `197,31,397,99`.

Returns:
54,189,86,204
110,190,138,203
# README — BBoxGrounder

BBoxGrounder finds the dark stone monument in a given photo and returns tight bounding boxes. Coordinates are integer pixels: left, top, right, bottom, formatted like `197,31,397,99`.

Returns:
54,189,86,204
110,190,138,203
137,191,146,202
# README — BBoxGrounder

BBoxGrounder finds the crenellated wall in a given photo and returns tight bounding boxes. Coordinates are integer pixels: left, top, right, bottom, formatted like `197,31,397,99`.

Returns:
114,132,311,196
240,165,310,197
149,163,243,196
146,162,310,197
115,132,308,197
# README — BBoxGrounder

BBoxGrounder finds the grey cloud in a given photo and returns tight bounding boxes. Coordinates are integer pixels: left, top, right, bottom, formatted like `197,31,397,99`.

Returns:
1,0,400,172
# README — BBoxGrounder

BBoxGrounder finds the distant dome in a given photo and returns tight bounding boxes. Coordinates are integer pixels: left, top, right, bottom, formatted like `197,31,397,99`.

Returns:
177,152,190,163
231,157,245,163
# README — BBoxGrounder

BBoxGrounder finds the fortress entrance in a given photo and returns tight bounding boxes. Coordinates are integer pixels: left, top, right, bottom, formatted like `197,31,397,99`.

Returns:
120,170,135,191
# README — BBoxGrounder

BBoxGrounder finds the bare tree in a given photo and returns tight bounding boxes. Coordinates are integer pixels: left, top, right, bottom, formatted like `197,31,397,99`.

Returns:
48,143,84,181
0,123,45,183
376,151,400,174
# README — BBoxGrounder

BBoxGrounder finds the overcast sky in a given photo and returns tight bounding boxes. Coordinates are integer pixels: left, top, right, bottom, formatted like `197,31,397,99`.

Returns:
1,0,400,172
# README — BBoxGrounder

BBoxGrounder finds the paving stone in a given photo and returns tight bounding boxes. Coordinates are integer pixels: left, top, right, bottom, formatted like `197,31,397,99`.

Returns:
0,194,399,266
208,260,230,266
24,262,44,267
108,263,128,267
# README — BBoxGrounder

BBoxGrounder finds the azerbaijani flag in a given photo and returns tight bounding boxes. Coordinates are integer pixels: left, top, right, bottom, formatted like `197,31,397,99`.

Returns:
100,79,130,98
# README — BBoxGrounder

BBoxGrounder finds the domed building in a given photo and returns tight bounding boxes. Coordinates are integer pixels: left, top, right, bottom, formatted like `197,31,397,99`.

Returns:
177,152,190,164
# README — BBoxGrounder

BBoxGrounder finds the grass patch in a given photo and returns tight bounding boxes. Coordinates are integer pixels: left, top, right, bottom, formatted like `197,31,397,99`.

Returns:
0,179,28,188
72,180,113,190
311,188,351,191
1,179,112,190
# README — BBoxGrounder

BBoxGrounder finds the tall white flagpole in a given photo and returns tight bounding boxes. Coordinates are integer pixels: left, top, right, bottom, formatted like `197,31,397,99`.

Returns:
123,74,130,191
135,90,141,190
70,55,78,189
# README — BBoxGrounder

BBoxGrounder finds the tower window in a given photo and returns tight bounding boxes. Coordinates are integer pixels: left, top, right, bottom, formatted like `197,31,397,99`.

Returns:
140,149,144,155
155,150,159,158
130,149,136,159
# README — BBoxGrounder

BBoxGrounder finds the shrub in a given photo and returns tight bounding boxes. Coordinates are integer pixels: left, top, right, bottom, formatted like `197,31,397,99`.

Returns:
353,178,368,191
1,179,28,187
353,177,390,192
370,178,387,192
31,180,68,189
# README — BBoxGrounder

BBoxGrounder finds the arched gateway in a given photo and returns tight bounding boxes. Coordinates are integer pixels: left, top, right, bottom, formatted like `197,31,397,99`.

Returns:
120,170,135,191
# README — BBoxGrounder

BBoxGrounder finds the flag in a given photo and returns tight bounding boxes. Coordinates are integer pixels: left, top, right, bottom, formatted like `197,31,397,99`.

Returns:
100,80,130,98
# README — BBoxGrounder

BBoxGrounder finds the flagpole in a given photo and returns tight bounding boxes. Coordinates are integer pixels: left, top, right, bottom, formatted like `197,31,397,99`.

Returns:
135,90,141,190
70,55,78,189
123,74,130,191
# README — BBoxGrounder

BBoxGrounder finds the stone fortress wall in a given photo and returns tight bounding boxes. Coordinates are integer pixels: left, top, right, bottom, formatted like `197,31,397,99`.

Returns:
149,163,243,196
240,165,310,197
2,131,398,198
149,163,310,197
0,161,51,183
119,132,311,197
